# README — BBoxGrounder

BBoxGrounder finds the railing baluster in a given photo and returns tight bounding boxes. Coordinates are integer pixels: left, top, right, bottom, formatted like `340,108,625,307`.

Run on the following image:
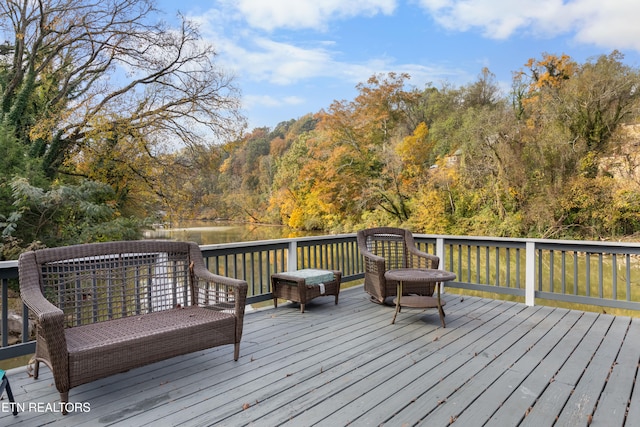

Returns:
549,250,554,293
505,248,510,288
258,250,264,294
22,303,29,343
466,245,471,283
495,247,500,287
475,246,481,284
612,253,617,300
485,246,490,286
537,248,543,291
599,253,604,299
626,254,631,301
573,251,578,295
515,248,521,289
1,279,8,348
586,253,591,297
561,251,566,294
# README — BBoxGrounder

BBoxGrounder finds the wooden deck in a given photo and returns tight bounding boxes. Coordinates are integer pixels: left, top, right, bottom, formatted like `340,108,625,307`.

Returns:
2,285,640,426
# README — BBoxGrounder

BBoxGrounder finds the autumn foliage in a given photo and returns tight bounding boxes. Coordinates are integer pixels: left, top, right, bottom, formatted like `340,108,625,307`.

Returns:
207,53,640,240
3,2,640,260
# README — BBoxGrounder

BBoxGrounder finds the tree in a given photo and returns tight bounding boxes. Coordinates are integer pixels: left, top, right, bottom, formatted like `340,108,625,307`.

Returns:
0,0,244,249
3,177,143,248
557,51,640,154
463,67,502,107
308,72,420,227
0,0,244,178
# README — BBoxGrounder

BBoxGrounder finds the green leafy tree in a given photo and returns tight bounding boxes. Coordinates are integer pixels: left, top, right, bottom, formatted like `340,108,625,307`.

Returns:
2,177,143,250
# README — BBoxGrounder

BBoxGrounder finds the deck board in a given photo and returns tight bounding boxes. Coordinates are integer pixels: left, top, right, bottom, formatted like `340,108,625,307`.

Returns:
2,285,640,426
424,307,570,426
487,309,588,425
591,317,640,426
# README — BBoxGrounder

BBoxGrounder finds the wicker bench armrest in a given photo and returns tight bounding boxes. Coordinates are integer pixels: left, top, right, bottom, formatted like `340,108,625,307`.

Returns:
20,280,64,321
188,246,248,344
188,241,248,304
18,251,70,390
192,266,248,306
18,251,67,326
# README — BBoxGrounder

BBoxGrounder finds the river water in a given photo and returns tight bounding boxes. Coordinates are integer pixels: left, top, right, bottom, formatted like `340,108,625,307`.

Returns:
144,221,322,245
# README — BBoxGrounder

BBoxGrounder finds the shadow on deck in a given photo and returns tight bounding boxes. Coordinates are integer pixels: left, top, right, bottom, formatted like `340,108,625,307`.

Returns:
2,285,640,426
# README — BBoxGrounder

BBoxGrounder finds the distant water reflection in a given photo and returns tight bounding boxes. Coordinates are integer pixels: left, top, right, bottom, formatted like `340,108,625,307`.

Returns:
144,221,322,245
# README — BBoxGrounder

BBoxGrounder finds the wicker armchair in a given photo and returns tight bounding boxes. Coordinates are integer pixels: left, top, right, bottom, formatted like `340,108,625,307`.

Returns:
357,227,439,303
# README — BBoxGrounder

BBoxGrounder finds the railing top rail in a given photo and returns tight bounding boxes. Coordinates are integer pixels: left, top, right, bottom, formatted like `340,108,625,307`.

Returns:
415,235,640,254
199,233,356,252
0,260,18,279
0,260,18,268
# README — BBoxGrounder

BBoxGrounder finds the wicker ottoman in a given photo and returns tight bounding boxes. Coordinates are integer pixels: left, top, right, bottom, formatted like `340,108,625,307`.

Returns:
271,269,342,313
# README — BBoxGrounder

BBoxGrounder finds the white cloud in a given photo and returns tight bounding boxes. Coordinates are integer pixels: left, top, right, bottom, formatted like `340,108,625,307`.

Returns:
416,0,640,51
567,0,640,51
416,0,568,38
244,38,336,84
188,1,481,91
231,0,397,31
243,94,305,109
190,8,343,85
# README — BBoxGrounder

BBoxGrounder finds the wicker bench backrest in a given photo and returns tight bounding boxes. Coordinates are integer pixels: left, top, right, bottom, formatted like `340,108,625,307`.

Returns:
26,240,198,328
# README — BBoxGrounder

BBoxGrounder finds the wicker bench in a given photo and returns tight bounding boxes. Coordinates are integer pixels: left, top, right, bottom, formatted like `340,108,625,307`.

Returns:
18,240,247,413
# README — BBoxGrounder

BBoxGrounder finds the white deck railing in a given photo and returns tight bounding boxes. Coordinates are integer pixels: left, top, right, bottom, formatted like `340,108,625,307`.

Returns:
3,234,640,360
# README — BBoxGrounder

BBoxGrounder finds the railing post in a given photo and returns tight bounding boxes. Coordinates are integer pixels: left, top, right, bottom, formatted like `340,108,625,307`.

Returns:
288,240,298,272
436,237,445,267
526,240,536,306
436,237,446,292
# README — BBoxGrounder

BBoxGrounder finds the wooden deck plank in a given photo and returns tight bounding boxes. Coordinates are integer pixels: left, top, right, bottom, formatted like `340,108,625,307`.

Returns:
253,299,506,427
623,320,640,426
2,286,640,427
100,294,389,426
519,312,614,427
433,308,583,426
400,306,567,425
10,299,372,426
4,297,372,426
591,317,640,426
316,302,535,426
554,315,628,426
487,310,596,425
177,295,485,426
121,292,415,425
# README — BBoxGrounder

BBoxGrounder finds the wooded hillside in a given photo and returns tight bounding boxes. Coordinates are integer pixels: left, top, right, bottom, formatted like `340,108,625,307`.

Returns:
175,53,640,240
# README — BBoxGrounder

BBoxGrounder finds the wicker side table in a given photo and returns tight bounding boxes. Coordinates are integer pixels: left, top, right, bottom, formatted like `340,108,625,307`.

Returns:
271,269,342,313
384,268,456,327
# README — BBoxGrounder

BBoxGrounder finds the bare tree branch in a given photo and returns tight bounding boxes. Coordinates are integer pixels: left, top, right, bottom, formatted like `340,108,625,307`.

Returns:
1,0,245,175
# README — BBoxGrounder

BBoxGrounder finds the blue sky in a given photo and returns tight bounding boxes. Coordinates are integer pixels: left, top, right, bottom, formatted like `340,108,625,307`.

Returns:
156,0,640,130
